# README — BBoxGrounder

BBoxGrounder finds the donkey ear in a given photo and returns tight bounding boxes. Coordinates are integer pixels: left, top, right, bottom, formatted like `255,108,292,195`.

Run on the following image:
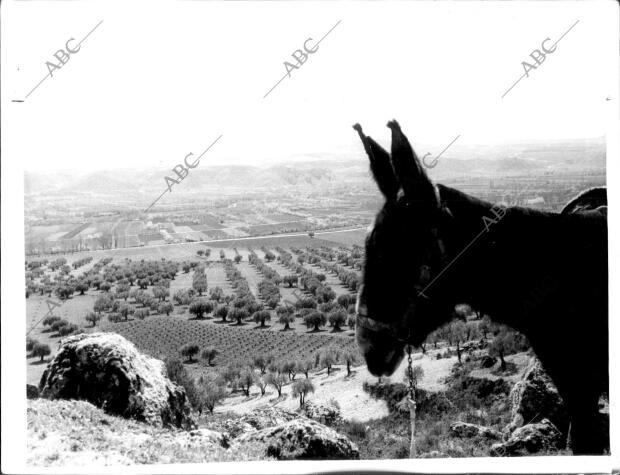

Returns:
387,120,439,206
353,123,399,201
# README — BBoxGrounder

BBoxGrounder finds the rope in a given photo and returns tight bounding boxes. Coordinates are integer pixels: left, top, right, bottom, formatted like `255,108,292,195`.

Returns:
406,345,417,458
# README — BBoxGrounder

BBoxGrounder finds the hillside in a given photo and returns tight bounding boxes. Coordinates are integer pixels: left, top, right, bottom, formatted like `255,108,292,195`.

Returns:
24,138,605,199
27,399,271,466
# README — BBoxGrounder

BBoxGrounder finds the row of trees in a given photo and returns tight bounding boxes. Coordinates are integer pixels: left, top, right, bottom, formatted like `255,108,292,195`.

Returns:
424,314,530,369
168,343,363,414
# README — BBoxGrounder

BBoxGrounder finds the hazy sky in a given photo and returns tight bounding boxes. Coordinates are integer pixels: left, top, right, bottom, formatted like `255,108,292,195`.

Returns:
3,1,617,172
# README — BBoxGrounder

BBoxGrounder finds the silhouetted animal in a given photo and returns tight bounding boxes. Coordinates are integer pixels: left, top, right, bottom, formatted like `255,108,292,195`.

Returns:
354,120,608,455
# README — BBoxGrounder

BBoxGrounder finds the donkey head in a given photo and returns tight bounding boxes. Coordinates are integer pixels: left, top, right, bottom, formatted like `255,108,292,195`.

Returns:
354,120,455,376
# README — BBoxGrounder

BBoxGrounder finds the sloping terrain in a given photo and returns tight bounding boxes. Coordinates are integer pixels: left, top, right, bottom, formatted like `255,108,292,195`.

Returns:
27,399,270,466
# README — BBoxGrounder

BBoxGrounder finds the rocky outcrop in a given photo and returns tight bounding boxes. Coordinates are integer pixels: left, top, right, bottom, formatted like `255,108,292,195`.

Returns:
234,418,359,460
490,419,563,456
38,333,193,429
506,359,568,436
449,421,501,440
304,400,342,426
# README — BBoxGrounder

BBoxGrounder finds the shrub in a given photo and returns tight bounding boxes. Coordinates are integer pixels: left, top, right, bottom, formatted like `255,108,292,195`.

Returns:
58,323,79,336
42,315,61,327
50,319,69,333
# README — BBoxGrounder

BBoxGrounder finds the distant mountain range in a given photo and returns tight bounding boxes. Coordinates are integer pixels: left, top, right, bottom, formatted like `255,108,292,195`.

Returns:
24,138,605,199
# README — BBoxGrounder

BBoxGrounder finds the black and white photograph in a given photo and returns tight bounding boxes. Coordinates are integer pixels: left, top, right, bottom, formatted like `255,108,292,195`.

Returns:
1,1,618,473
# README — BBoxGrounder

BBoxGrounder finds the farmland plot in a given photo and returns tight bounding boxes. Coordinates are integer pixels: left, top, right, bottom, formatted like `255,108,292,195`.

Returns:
101,315,358,372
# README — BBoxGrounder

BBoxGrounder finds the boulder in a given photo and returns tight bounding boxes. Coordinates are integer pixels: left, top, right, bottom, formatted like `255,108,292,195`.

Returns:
304,400,342,426
235,418,359,460
27,384,40,399
490,419,563,456
449,421,501,440
38,333,193,429
506,359,568,436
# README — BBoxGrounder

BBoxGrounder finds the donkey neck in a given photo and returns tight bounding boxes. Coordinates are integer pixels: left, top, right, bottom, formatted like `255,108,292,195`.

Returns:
436,184,605,333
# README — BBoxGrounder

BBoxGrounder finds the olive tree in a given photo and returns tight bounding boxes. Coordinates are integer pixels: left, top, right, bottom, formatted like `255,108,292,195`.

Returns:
180,343,200,362
158,302,174,316
319,346,340,376
277,306,295,330
85,311,101,327
265,370,287,397
197,376,227,415
253,310,271,328
292,379,315,408
328,310,347,332
189,299,214,319
32,342,51,362
201,347,218,366
303,311,326,332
